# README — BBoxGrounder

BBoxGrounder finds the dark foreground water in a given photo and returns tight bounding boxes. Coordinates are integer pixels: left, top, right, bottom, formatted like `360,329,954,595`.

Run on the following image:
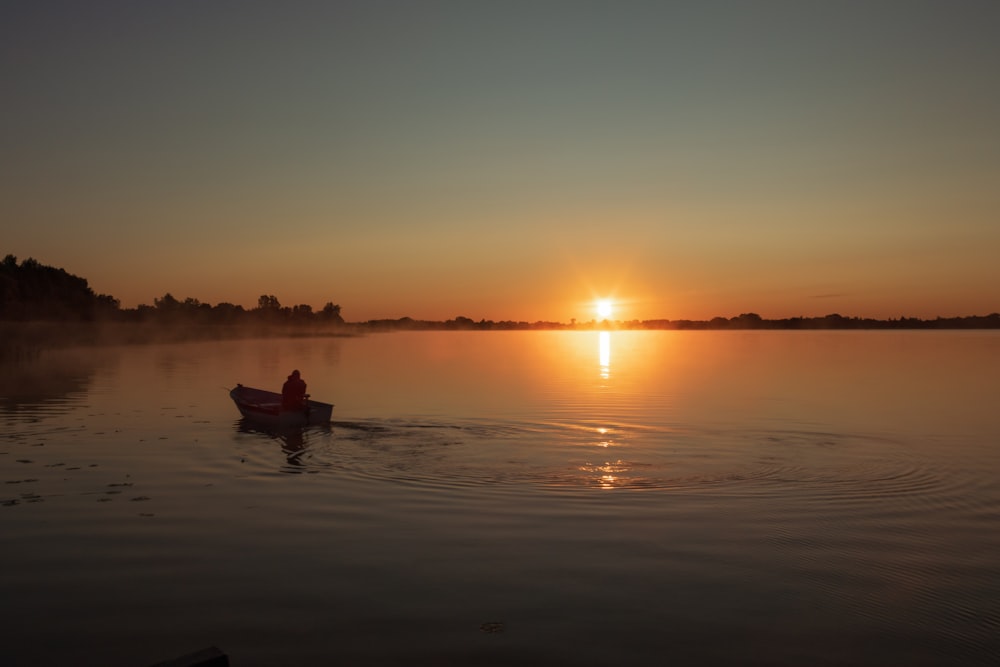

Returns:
1,331,999,666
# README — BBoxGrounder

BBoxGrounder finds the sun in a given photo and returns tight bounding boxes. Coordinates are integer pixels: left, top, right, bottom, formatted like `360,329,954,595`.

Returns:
596,299,613,320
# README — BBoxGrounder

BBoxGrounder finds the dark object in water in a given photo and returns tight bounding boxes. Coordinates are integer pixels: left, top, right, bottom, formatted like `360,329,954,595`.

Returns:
230,384,333,427
150,645,229,667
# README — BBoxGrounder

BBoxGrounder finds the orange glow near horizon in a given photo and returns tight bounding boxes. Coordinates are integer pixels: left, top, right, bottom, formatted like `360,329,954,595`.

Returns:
5,5,1000,327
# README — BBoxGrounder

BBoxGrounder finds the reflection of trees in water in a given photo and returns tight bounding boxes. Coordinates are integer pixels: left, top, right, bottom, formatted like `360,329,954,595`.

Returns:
0,347,105,417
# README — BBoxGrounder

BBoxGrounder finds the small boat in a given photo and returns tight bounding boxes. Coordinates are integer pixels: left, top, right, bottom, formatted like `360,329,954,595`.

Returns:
229,384,333,427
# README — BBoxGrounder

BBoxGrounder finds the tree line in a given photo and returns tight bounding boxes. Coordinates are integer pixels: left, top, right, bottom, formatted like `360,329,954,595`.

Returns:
357,312,1000,331
1,255,343,326
1,255,119,321
2,255,998,329
119,293,344,326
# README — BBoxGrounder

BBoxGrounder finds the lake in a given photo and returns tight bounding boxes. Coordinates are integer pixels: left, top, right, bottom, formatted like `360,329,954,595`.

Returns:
2,330,999,666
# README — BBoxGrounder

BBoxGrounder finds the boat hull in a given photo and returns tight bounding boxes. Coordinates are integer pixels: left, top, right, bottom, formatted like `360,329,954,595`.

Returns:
230,385,333,427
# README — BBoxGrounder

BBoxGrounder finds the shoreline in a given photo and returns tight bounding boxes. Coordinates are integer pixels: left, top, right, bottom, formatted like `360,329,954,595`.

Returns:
3,314,1000,356
0,321,358,356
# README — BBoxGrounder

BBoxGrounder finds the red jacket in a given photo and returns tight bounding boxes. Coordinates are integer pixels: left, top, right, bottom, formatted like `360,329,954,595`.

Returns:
281,376,307,409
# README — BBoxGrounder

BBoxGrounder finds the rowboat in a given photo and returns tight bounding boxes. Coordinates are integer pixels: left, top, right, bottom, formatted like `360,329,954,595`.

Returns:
229,384,333,427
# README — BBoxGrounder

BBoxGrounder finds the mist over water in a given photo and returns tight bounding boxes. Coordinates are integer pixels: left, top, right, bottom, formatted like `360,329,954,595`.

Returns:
2,331,999,666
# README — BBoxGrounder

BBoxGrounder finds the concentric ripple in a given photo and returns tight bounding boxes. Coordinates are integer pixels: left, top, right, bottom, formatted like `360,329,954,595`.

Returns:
232,418,971,508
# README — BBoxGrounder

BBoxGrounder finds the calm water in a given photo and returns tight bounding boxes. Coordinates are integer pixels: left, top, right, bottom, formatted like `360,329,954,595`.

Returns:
2,331,999,666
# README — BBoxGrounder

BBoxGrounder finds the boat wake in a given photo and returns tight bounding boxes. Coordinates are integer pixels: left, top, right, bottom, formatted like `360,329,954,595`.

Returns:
230,417,972,511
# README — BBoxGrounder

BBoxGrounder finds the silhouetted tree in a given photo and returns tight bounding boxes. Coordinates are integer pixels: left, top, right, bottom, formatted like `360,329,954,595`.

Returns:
291,304,313,322
211,302,245,324
734,313,763,328
320,302,344,324
0,255,118,321
154,293,180,312
257,294,281,310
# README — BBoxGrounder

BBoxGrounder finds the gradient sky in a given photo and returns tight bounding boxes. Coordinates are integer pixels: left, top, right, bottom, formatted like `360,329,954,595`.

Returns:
3,1,999,322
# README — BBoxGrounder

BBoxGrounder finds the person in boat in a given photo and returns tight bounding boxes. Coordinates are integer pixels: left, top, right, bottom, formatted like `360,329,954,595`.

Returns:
281,370,307,411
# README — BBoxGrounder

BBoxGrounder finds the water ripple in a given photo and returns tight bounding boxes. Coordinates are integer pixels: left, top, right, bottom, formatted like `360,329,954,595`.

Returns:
232,418,977,509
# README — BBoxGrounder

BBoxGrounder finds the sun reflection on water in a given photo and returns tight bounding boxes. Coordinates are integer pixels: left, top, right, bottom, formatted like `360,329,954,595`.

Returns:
581,424,632,488
598,331,610,379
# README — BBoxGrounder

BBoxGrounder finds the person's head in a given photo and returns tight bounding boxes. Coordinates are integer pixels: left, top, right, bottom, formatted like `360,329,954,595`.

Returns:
290,369,300,379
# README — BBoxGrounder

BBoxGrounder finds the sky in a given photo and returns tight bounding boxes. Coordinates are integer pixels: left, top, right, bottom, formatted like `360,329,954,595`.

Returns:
3,1,999,323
